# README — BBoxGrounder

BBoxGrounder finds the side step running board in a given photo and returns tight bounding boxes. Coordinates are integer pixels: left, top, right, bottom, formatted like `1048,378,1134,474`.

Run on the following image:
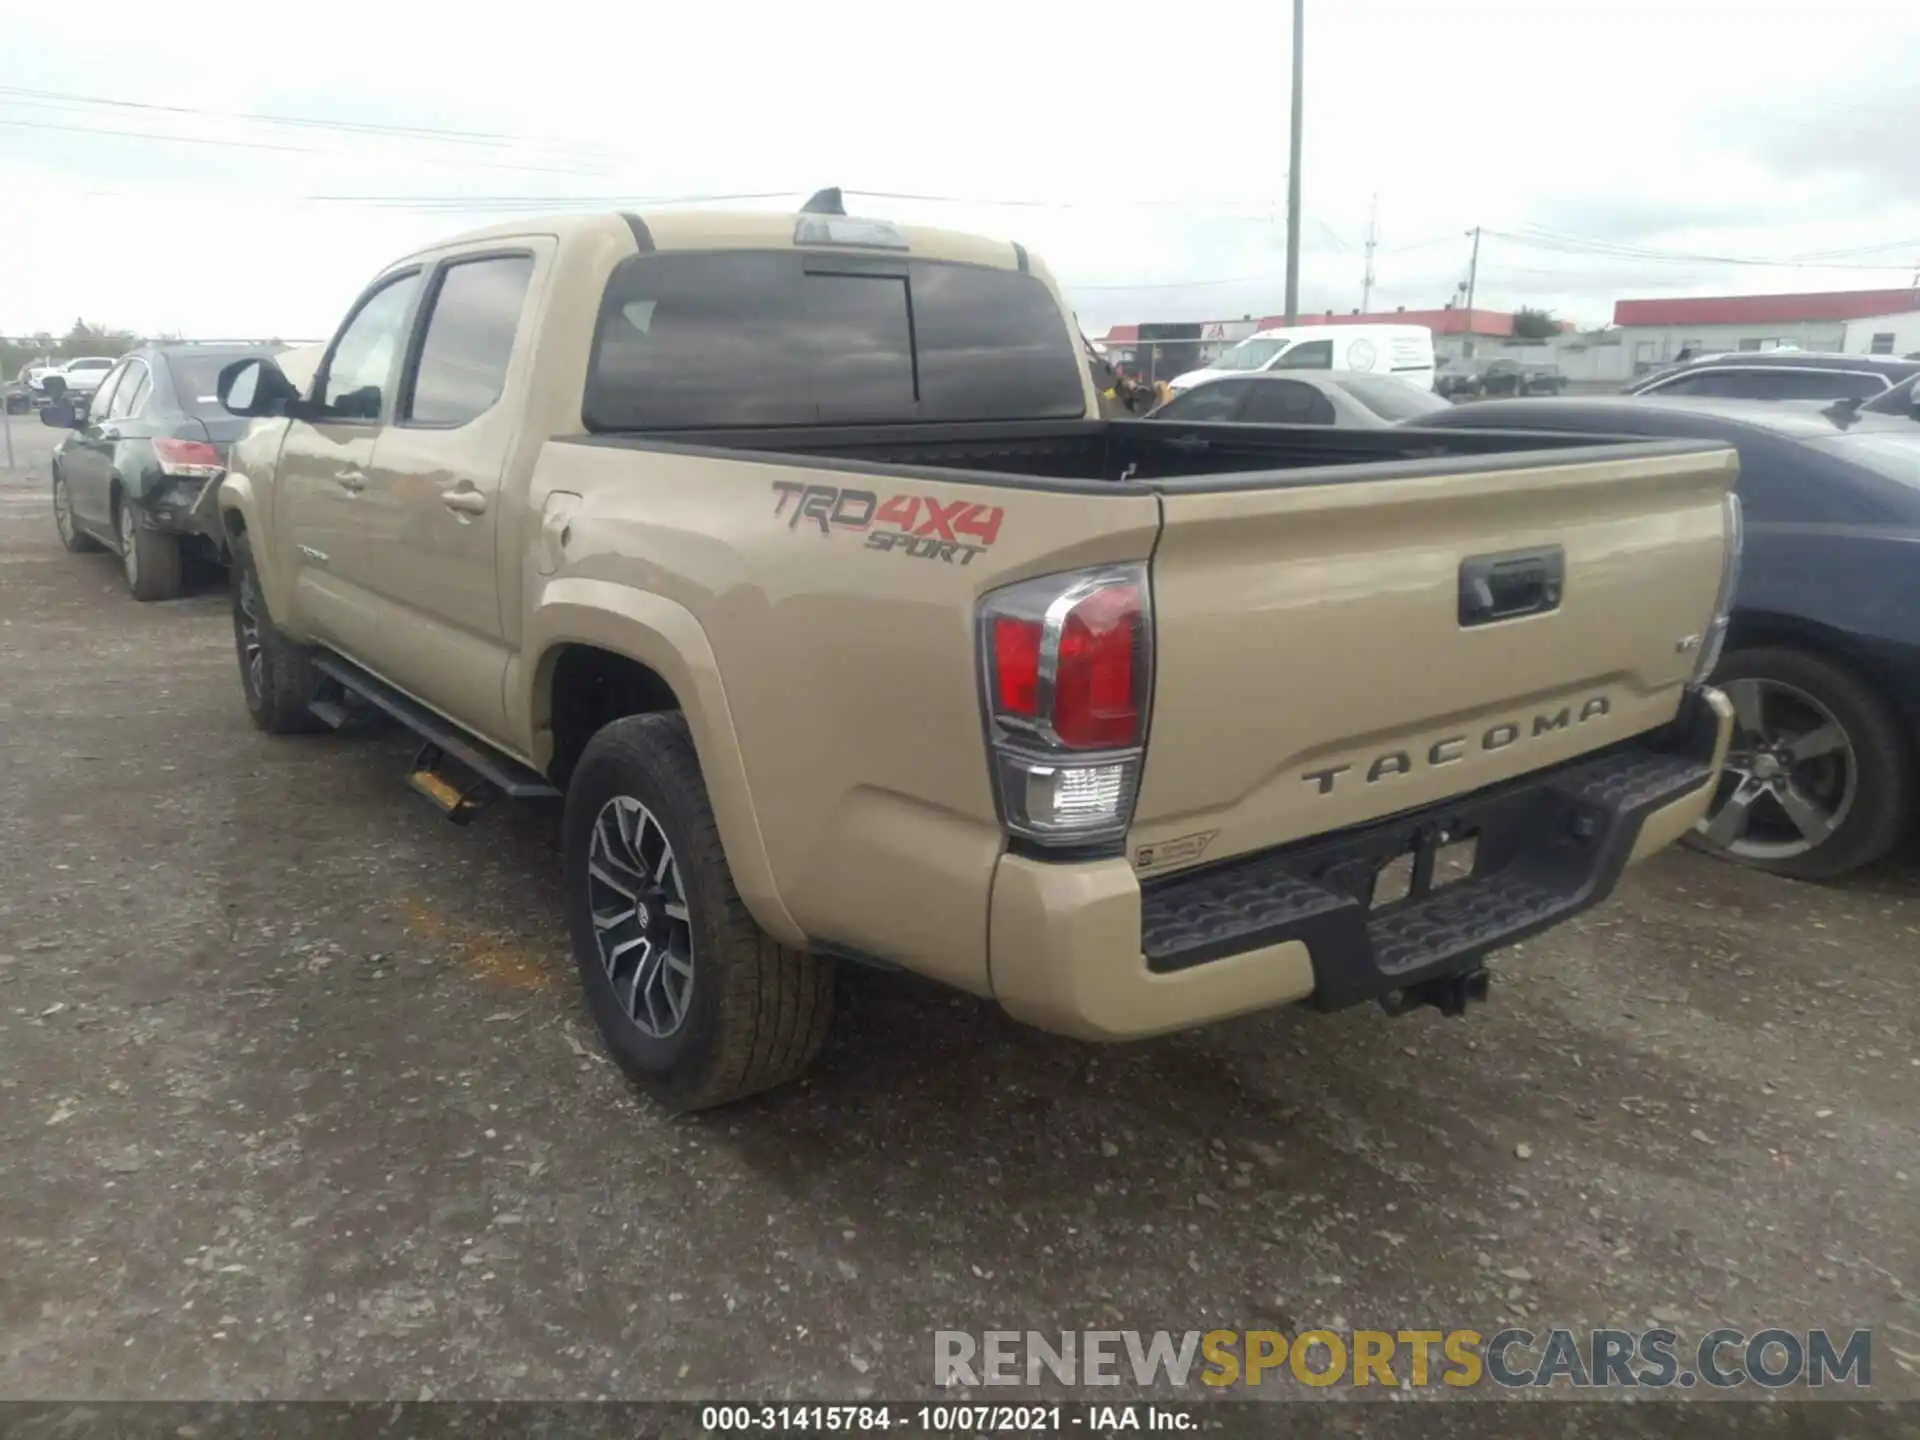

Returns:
310,654,561,808
409,742,491,825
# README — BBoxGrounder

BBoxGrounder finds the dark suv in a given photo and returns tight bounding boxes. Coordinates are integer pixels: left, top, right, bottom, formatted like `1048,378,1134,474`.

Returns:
1407,395,1920,879
42,342,284,600
1626,350,1920,402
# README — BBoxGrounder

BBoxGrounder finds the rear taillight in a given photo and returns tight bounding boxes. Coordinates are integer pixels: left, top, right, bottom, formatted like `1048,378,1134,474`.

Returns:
153,437,224,479
979,565,1152,845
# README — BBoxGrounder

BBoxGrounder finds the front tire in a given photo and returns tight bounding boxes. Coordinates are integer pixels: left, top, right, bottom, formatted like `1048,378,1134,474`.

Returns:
1691,646,1914,879
52,466,100,553
117,500,183,601
230,536,327,735
563,713,835,1111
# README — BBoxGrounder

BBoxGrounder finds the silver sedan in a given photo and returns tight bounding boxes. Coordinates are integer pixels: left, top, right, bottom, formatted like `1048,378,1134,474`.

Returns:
1144,370,1451,428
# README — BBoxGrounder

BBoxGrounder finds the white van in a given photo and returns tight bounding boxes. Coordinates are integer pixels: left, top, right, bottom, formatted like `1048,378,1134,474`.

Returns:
1169,324,1436,394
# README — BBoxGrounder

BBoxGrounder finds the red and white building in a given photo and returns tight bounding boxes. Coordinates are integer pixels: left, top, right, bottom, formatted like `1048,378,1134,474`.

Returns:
1611,287,1920,375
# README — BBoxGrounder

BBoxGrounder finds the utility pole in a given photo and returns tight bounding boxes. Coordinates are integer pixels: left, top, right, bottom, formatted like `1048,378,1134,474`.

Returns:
1283,0,1305,324
1360,194,1379,314
1462,226,1482,358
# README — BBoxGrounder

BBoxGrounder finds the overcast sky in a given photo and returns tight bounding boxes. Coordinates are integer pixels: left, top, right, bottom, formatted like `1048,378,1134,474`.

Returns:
3,0,1918,342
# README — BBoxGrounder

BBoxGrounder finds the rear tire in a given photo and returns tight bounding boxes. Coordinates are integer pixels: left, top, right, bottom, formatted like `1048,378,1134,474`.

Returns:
51,466,100,553
118,500,183,602
563,712,835,1111
1690,646,1914,879
230,535,327,735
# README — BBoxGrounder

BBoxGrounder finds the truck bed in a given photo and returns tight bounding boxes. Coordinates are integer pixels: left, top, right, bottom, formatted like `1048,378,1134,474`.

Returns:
561,418,1721,491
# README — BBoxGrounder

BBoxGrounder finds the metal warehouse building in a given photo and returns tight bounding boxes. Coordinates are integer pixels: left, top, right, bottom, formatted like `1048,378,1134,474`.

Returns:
1612,287,1920,377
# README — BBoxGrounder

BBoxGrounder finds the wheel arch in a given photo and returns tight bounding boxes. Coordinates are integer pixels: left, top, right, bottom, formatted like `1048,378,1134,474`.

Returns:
214,472,299,621
1724,609,1920,752
522,579,802,947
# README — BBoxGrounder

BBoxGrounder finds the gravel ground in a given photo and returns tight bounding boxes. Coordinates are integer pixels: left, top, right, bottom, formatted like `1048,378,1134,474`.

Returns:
1,434,1916,1418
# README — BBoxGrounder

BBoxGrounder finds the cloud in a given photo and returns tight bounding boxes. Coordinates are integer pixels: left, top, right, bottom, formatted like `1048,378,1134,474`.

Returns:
1720,63,1920,198
5,0,1920,341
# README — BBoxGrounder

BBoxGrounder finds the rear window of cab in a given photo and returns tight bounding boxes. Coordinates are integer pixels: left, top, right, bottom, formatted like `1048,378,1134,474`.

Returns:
582,251,1088,430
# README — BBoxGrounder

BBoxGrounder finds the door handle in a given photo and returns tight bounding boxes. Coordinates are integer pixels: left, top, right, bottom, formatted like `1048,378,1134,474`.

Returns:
1459,547,1565,627
334,468,367,493
442,486,488,516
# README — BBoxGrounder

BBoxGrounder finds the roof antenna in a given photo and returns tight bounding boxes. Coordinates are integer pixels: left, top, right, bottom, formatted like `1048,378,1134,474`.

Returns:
800,187,847,216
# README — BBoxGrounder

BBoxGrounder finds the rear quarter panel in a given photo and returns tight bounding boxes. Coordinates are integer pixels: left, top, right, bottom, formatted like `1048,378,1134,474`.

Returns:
1735,524,1920,730
521,442,1159,992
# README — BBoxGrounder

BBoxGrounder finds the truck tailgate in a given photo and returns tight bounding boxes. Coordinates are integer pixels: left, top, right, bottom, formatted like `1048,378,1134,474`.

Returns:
1131,442,1737,868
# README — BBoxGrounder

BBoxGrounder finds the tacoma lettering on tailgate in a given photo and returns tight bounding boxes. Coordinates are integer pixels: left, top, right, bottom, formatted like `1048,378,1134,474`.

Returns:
770,480,1005,566
1301,696,1613,795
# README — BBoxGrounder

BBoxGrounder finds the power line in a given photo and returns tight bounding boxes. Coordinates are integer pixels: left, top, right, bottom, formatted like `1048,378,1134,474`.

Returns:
0,115,607,176
308,191,800,208
1489,226,1917,271
0,84,624,161
1068,271,1291,291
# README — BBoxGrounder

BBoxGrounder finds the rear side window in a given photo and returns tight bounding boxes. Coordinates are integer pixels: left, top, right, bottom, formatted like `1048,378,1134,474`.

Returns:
1335,376,1449,422
1240,379,1338,425
406,255,536,425
168,351,271,416
583,252,1086,430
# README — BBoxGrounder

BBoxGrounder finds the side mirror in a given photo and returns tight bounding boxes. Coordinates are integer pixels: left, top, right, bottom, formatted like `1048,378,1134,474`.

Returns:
217,356,304,418
39,402,78,429
41,374,67,400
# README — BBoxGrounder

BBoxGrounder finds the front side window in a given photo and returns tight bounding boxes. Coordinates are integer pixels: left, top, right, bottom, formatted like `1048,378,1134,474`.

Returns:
1270,339,1333,370
1870,333,1896,355
1212,338,1289,372
320,272,423,421
584,252,1085,430
1152,380,1249,422
406,255,536,425
1643,372,1723,398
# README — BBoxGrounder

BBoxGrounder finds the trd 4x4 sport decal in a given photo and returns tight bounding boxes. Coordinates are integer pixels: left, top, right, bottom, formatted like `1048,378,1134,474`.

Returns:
770,480,1005,566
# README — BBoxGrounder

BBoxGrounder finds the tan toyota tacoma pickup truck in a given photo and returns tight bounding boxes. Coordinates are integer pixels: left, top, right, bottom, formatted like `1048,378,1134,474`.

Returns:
213,193,1740,1110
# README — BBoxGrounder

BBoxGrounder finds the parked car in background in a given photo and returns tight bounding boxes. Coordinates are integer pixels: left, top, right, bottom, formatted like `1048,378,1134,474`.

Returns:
48,356,119,399
1408,395,1920,879
8,358,58,412
1434,360,1484,399
43,342,287,600
1626,350,1920,402
1169,323,1436,394
1147,370,1451,427
1479,359,1567,397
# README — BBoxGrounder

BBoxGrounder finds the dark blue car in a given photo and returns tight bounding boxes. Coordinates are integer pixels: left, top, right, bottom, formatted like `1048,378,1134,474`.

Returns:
1408,396,1920,879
